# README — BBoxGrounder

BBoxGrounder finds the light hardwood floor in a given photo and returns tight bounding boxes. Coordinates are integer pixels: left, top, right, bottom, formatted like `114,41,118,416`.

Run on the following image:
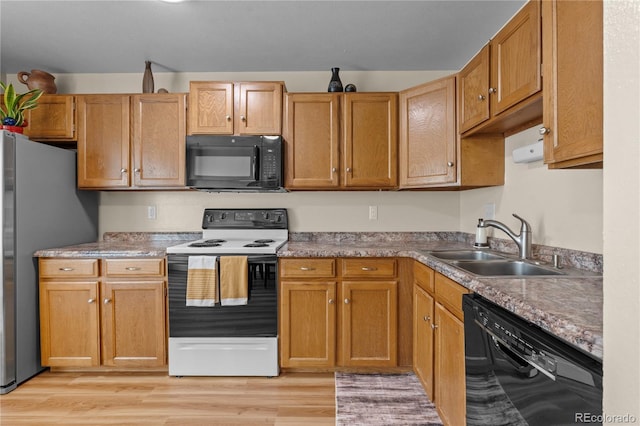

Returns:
0,371,336,425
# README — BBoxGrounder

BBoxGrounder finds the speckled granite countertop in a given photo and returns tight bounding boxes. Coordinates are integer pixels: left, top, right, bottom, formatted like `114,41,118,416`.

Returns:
33,232,202,258
34,231,603,359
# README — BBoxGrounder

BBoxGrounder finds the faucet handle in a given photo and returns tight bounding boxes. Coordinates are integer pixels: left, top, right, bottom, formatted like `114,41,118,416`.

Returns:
512,213,532,232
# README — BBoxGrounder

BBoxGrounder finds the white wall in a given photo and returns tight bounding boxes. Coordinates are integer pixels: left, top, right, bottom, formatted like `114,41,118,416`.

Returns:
460,126,603,254
603,0,640,422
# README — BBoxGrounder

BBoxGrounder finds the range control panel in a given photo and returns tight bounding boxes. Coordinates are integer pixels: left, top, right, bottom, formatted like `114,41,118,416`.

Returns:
202,208,288,229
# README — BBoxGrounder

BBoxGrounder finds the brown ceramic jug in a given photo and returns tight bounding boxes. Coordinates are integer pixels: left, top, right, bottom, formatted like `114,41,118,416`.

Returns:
17,70,57,94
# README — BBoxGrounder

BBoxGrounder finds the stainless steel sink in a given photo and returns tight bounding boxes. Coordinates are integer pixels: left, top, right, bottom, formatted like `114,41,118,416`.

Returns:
449,260,565,277
426,250,508,261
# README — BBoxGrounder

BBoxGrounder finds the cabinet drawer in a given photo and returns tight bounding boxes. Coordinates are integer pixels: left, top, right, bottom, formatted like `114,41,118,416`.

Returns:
104,258,165,277
39,258,99,278
435,273,470,320
342,258,397,278
280,258,336,278
414,261,435,294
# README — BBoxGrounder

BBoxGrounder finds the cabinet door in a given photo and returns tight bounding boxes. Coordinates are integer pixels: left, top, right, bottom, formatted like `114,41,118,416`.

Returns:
342,93,398,188
280,281,337,368
413,285,435,401
400,76,456,187
284,93,340,189
340,280,397,367
131,94,186,187
77,95,130,188
188,81,234,135
39,281,100,367
101,280,166,367
23,94,75,140
458,44,490,133
490,0,541,115
542,0,603,168
434,302,466,426
236,82,283,135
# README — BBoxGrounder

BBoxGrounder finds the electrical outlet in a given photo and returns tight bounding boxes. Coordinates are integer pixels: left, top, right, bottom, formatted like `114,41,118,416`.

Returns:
147,205,157,220
369,205,378,220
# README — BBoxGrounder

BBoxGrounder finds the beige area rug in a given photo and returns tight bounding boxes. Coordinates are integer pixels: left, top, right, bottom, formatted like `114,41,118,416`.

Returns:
335,372,443,426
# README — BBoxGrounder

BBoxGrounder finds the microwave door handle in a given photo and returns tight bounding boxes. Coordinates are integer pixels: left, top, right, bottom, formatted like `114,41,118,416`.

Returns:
253,145,260,181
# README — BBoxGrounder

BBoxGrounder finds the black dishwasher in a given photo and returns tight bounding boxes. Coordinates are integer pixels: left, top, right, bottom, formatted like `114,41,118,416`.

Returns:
463,294,602,426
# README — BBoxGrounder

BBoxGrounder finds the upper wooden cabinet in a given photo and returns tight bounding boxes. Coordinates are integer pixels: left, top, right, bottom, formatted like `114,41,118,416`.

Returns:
542,0,603,169
399,76,504,189
400,76,457,187
23,94,76,141
459,0,542,135
284,92,398,190
77,93,187,189
188,81,284,135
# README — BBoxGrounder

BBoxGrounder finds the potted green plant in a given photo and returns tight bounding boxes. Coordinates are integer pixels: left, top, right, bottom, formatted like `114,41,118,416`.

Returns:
1,81,43,133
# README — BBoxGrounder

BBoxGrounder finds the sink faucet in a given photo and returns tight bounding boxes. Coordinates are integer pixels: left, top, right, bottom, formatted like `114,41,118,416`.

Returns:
477,214,532,260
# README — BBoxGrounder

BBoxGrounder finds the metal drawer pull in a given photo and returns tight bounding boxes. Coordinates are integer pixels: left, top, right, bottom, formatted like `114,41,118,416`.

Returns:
104,298,111,304
59,267,74,271
344,298,350,304
431,324,438,330
361,267,377,271
125,267,142,271
87,298,95,304
328,299,335,304
423,315,431,322
299,267,315,271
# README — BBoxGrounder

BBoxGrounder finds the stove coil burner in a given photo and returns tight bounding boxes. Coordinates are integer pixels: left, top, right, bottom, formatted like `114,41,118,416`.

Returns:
244,242,269,248
254,239,275,244
189,239,227,248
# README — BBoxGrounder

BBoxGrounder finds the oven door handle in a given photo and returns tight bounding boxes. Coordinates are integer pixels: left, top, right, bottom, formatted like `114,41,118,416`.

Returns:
477,319,556,381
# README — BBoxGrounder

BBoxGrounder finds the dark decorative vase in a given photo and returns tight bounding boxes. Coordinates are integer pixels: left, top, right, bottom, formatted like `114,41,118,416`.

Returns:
143,61,154,93
328,67,343,92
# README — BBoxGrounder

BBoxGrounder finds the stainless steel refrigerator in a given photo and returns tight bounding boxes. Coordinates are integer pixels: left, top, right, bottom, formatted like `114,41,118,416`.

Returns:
0,130,98,394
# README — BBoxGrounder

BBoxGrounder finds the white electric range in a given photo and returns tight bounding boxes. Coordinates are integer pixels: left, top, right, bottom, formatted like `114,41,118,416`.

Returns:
165,208,288,377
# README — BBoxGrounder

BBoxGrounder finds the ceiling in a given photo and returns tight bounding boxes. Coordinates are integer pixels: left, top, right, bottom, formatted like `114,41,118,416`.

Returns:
0,0,526,75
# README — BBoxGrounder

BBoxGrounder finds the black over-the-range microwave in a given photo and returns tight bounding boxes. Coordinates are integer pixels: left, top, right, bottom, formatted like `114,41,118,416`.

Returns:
186,135,284,192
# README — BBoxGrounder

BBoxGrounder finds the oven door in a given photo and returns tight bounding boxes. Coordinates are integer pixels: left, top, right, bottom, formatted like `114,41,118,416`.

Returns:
167,254,277,338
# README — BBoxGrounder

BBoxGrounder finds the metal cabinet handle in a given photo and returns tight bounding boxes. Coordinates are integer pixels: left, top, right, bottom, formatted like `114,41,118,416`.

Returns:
241,115,246,122
489,87,497,94
134,168,141,173
423,315,431,322
344,298,350,304
332,167,337,173
103,298,112,304
328,298,335,304
478,94,486,101
447,162,454,167
88,298,95,304
125,267,141,271
361,267,377,271
431,324,438,330
299,266,315,271
539,127,551,135
59,267,74,271
346,167,351,172
226,115,231,121
120,168,127,174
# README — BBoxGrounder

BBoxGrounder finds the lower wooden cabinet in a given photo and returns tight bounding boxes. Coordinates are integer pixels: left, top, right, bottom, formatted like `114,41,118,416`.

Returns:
39,258,167,369
412,261,469,426
279,257,398,368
